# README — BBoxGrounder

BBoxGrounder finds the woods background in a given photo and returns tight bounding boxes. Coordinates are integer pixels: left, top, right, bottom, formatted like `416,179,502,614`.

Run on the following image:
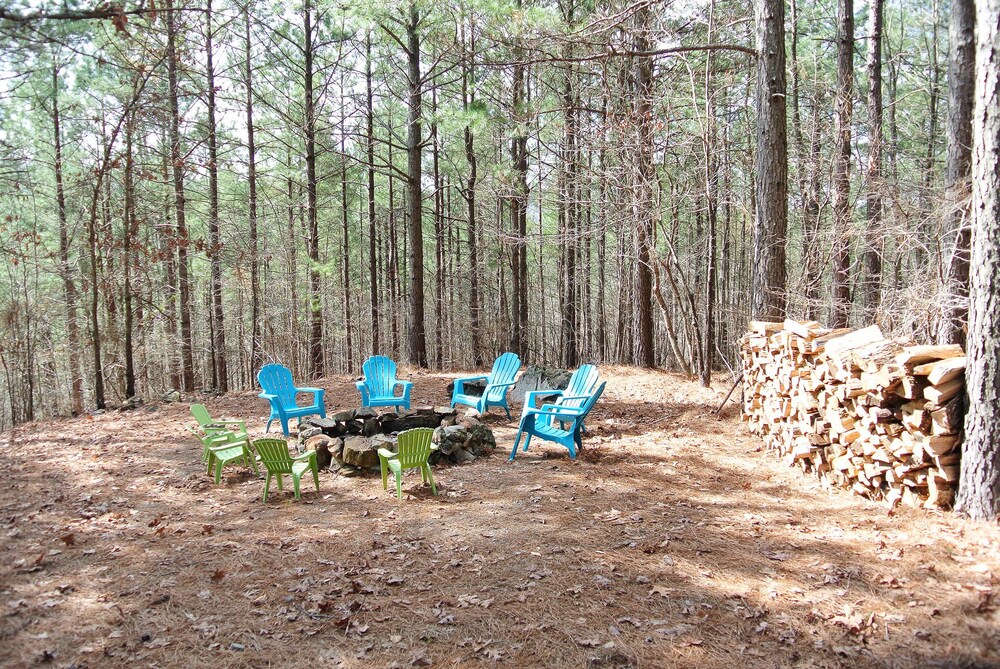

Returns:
0,0,973,429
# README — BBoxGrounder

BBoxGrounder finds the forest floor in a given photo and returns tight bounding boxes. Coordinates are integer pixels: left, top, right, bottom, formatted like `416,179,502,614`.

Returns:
1,368,998,669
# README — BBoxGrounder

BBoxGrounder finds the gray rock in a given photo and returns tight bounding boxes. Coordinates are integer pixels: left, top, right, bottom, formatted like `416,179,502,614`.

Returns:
298,427,323,440
509,364,573,404
332,409,356,422
301,417,338,431
451,449,476,464
354,407,377,420
371,434,397,453
339,465,364,478
362,418,381,437
342,436,379,469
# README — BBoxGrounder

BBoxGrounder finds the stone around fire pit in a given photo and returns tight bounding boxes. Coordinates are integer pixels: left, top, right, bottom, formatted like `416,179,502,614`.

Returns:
298,405,495,475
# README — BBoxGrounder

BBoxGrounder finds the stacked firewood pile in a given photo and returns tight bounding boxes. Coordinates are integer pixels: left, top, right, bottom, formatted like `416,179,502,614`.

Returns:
739,321,966,509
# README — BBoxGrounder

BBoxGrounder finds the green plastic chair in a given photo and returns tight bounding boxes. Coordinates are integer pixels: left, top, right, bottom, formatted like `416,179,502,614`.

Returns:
191,404,247,438
378,427,438,500
253,438,320,503
191,428,259,483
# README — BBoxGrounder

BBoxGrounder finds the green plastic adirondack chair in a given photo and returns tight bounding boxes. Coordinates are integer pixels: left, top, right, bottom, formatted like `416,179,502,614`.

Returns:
253,438,320,503
191,404,247,440
378,427,438,500
191,428,259,483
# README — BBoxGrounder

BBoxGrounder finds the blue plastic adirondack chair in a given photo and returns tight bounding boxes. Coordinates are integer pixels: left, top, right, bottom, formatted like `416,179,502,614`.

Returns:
522,364,600,431
451,352,522,419
510,381,606,460
257,363,326,436
356,355,413,411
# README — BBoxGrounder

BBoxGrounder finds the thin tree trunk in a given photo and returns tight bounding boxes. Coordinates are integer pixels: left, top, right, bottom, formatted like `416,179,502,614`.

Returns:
304,0,323,378
123,109,137,400
862,0,884,320
245,2,263,378
510,41,529,357
52,64,83,414
937,0,976,346
168,5,195,391
830,0,854,327
461,16,482,366
206,0,227,392
366,33,380,356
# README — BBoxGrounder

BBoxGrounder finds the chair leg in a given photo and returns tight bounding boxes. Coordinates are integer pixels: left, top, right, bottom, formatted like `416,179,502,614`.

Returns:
312,466,320,491
395,472,403,500
523,434,532,452
265,416,273,433
263,473,272,502
215,460,224,484
504,405,512,420
510,430,523,460
280,417,290,437
292,473,302,500
424,465,437,495
380,457,389,490
276,474,284,491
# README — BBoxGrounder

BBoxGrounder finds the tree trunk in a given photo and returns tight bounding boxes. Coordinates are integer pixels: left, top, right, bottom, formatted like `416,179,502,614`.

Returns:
304,0,323,378
751,0,789,320
510,49,529,358
830,0,854,328
245,2,263,378
633,21,656,368
701,0,718,387
862,0,884,320
404,3,428,367
366,33,380,356
168,5,195,391
340,71,354,373
937,0,976,346
461,17,482,367
123,109,137,401
52,64,83,415
206,0,227,392
955,0,1000,520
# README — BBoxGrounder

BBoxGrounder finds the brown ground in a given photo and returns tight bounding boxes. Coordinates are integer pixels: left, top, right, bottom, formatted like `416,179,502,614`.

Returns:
1,367,998,668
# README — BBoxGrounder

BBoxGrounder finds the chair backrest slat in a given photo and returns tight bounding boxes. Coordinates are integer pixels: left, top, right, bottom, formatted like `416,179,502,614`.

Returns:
191,404,213,427
560,365,600,410
363,355,397,397
577,381,607,421
254,438,294,474
258,364,296,407
485,352,521,401
396,428,434,468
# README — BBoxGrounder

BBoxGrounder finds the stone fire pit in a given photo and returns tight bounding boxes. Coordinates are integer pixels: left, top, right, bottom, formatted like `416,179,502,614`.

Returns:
297,406,496,476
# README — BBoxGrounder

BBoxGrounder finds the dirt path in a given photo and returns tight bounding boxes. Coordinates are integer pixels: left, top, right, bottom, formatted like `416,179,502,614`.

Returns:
1,368,997,668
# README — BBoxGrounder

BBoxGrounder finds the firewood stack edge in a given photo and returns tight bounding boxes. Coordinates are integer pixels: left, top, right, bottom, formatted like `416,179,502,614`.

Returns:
739,321,966,510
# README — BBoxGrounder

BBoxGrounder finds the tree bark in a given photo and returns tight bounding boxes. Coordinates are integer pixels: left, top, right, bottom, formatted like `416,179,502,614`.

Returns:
938,0,976,346
404,3,428,367
206,0,227,392
510,46,529,358
52,64,83,414
830,0,854,328
304,0,323,378
245,2,263,378
366,34,380,356
167,4,195,391
751,0,789,320
123,109,137,400
633,12,656,368
863,0,884,320
461,16,482,367
956,0,1000,521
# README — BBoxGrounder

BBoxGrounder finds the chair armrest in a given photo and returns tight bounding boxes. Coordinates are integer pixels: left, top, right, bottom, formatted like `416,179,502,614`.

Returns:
258,392,277,400
430,444,438,451
292,451,316,462
524,389,563,409
536,404,585,419
377,448,398,459
296,386,323,394
455,375,489,384
355,381,366,391
558,394,593,403
396,380,414,389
